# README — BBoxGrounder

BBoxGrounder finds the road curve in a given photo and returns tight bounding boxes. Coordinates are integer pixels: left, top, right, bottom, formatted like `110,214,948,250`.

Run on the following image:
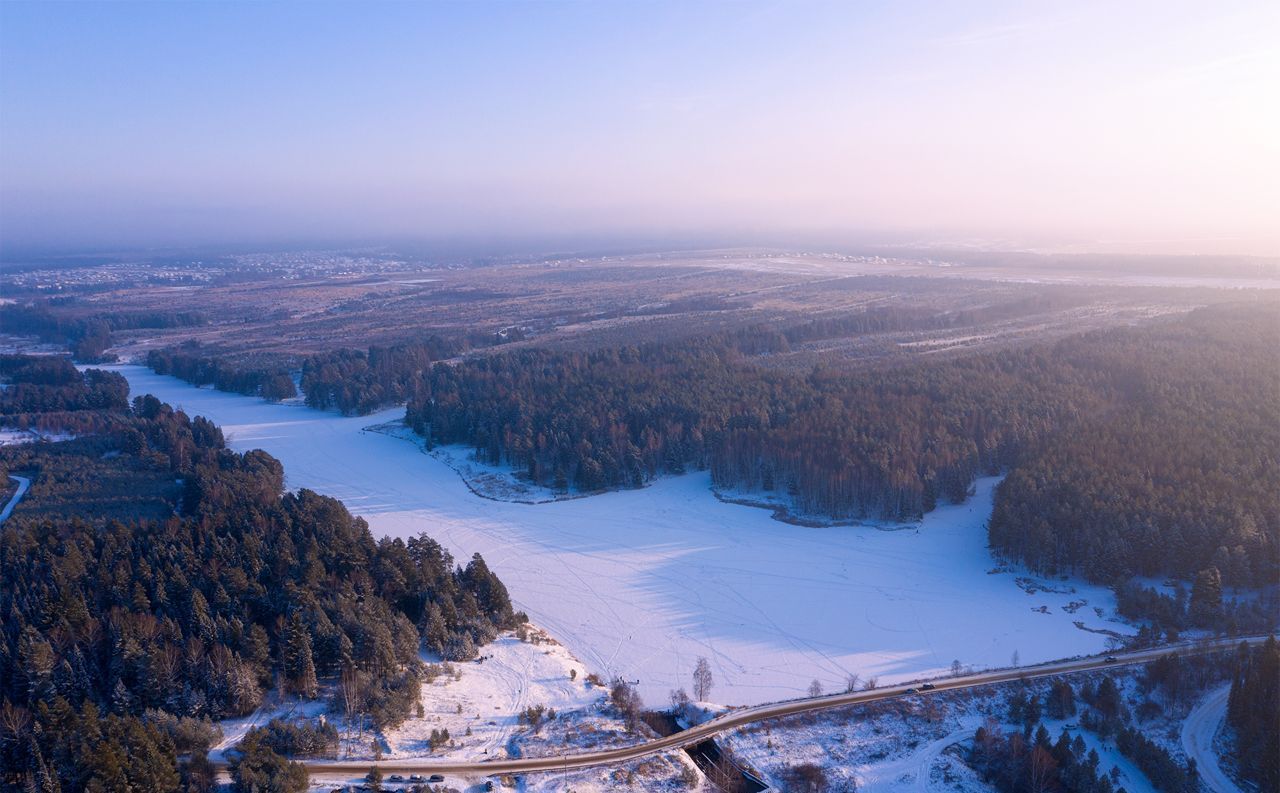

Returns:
1181,684,1242,793
0,475,31,523
265,634,1269,778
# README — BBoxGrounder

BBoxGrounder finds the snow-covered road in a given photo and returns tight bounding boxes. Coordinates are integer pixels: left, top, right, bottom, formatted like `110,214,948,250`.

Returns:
1181,685,1241,793
107,365,1132,706
0,474,31,522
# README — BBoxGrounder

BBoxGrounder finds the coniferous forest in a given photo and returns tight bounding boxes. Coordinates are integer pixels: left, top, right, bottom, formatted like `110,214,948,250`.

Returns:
0,357,517,791
405,304,1278,587
1226,637,1280,789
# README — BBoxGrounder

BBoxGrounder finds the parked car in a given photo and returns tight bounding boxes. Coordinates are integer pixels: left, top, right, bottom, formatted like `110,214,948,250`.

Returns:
921,683,936,690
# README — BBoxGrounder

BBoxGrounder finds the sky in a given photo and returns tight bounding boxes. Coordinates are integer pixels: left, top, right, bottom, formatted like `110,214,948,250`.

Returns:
1,0,1277,256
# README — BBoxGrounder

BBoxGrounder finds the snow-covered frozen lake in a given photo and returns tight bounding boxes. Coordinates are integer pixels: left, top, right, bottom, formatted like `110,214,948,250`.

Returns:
107,364,1130,706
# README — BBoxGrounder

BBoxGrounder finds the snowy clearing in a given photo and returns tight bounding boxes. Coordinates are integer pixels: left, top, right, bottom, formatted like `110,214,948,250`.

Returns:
726,674,1164,793
107,364,1131,707
291,626,697,791
376,627,612,762
0,427,77,446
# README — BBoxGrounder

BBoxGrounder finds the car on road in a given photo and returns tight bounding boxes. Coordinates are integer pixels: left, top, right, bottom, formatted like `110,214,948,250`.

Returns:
1105,656,1118,662
428,775,445,783
904,687,917,694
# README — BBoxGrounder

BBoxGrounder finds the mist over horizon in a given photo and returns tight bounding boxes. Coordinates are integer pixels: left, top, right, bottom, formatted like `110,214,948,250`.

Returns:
2,0,1277,259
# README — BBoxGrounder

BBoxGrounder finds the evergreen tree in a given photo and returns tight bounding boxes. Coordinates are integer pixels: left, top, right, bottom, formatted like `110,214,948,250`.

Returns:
1188,567,1223,627
282,613,318,699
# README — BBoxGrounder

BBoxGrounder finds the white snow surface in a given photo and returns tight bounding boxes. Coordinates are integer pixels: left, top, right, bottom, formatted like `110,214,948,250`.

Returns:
107,364,1131,706
379,628,610,762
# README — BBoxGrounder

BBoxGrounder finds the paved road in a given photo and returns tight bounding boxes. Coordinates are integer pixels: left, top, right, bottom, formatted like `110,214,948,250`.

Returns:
269,634,1268,779
1181,684,1242,793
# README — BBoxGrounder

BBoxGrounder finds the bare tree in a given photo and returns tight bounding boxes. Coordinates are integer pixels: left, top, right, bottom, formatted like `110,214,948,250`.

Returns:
1028,745,1057,793
844,673,860,693
951,659,964,677
706,756,749,793
808,679,823,697
1011,649,1021,667
340,665,363,744
692,656,714,702
610,678,644,731
862,676,878,691
669,687,691,720
784,762,829,792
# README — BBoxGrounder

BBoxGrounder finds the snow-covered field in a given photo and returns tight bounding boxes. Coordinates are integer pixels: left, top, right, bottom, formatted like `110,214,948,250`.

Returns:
296,626,697,791
380,627,610,762
106,364,1131,707
0,427,77,445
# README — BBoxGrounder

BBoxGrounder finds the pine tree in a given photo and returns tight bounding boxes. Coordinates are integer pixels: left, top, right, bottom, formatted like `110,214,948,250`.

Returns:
282,613,318,698
1188,567,1223,626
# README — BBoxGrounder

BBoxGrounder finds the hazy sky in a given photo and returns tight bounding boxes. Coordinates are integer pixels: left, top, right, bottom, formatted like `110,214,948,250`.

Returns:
1,1,1277,255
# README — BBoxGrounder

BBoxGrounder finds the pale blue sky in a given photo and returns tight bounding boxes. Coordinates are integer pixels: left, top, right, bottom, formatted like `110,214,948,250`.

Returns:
1,1,1277,255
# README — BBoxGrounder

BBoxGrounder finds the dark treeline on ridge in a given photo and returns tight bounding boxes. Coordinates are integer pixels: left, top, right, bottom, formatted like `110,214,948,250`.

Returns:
299,338,454,414
0,302,206,363
406,303,1279,586
146,331,516,414
147,345,298,402
0,358,517,791
1,355,129,417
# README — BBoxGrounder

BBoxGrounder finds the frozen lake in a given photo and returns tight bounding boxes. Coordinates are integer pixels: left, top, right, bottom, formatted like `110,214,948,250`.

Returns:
107,364,1130,706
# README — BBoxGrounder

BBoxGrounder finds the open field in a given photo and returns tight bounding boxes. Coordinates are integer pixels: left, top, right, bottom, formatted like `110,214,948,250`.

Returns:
16,249,1270,376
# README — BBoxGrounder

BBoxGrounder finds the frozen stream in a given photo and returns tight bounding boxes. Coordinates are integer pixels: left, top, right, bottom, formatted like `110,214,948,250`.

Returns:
106,364,1130,706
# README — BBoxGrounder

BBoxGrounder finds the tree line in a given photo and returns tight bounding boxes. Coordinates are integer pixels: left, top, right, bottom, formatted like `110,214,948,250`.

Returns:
147,345,298,401
147,329,520,415
0,302,205,363
403,303,1277,586
1226,637,1279,790
300,339,453,415
1,355,130,416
